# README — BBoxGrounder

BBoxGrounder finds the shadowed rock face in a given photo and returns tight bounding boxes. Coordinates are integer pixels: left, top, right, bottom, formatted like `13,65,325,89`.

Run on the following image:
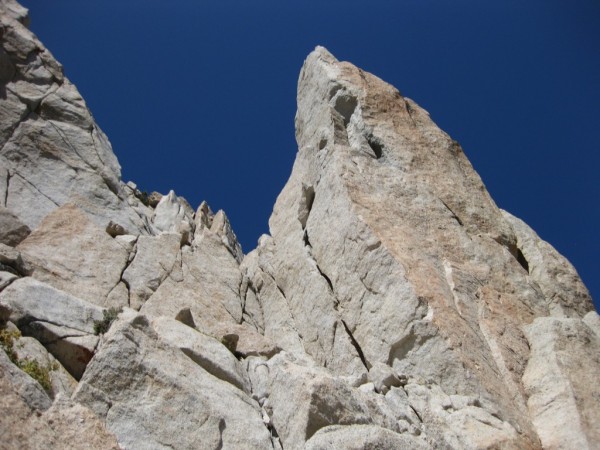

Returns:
0,2,598,449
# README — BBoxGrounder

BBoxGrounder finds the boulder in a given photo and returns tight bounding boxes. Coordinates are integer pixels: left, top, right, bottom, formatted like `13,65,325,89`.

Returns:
151,316,250,393
74,310,273,449
0,206,30,246
17,204,130,308
0,277,103,378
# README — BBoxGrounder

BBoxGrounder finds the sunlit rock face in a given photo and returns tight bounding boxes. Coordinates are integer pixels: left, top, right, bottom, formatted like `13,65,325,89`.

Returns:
0,1,597,448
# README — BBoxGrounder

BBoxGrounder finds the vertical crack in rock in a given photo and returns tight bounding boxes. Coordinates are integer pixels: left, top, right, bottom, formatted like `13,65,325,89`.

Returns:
409,405,423,423
303,229,311,248
4,170,11,206
108,241,137,307
515,247,529,273
366,133,383,159
238,277,247,325
298,184,315,229
238,276,257,327
264,409,282,450
265,272,303,341
503,240,530,274
303,228,339,309
315,263,334,293
440,199,464,227
341,319,370,370
404,99,417,126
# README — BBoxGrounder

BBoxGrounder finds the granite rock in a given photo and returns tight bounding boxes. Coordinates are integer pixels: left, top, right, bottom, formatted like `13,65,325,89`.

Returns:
0,5,597,448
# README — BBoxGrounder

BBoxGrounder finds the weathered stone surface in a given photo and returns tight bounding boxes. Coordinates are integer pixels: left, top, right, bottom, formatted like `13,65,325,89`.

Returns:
242,46,596,448
368,362,402,394
0,205,30,245
41,396,121,450
74,310,273,449
152,189,194,243
503,209,594,318
0,343,51,411
0,4,150,235
0,277,103,377
265,352,372,449
152,316,250,393
17,204,130,308
522,315,600,449
0,7,597,448
0,270,17,290
0,241,29,274
213,322,282,359
0,277,104,333
13,334,77,398
122,232,180,310
403,382,520,449
305,424,428,450
0,352,120,450
210,209,244,262
141,230,244,336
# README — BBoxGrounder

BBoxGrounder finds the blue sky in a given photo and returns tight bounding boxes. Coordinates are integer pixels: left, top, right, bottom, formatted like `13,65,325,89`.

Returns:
20,0,599,308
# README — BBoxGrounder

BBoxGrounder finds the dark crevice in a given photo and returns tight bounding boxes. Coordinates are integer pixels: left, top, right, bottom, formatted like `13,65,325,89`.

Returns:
111,243,137,308
298,184,315,229
440,199,463,226
409,405,423,423
31,332,87,346
215,419,225,450
17,316,88,336
366,134,383,159
0,263,19,278
275,283,286,300
341,319,370,370
4,170,10,206
404,99,417,126
334,93,357,127
316,264,334,292
328,84,343,100
303,229,311,248
516,248,529,273
506,242,530,274
0,262,19,276
239,278,248,325
267,418,281,449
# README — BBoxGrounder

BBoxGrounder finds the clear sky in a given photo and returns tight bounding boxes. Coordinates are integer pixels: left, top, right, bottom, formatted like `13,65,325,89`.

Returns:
20,0,599,308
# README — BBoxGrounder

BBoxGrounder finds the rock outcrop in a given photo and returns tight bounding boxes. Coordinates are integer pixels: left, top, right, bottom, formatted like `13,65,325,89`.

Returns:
0,1,598,449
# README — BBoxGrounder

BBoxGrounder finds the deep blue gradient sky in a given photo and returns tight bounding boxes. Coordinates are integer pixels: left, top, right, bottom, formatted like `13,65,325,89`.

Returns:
20,0,599,308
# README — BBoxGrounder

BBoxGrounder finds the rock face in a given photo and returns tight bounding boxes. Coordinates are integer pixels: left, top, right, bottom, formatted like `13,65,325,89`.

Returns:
0,2,598,449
